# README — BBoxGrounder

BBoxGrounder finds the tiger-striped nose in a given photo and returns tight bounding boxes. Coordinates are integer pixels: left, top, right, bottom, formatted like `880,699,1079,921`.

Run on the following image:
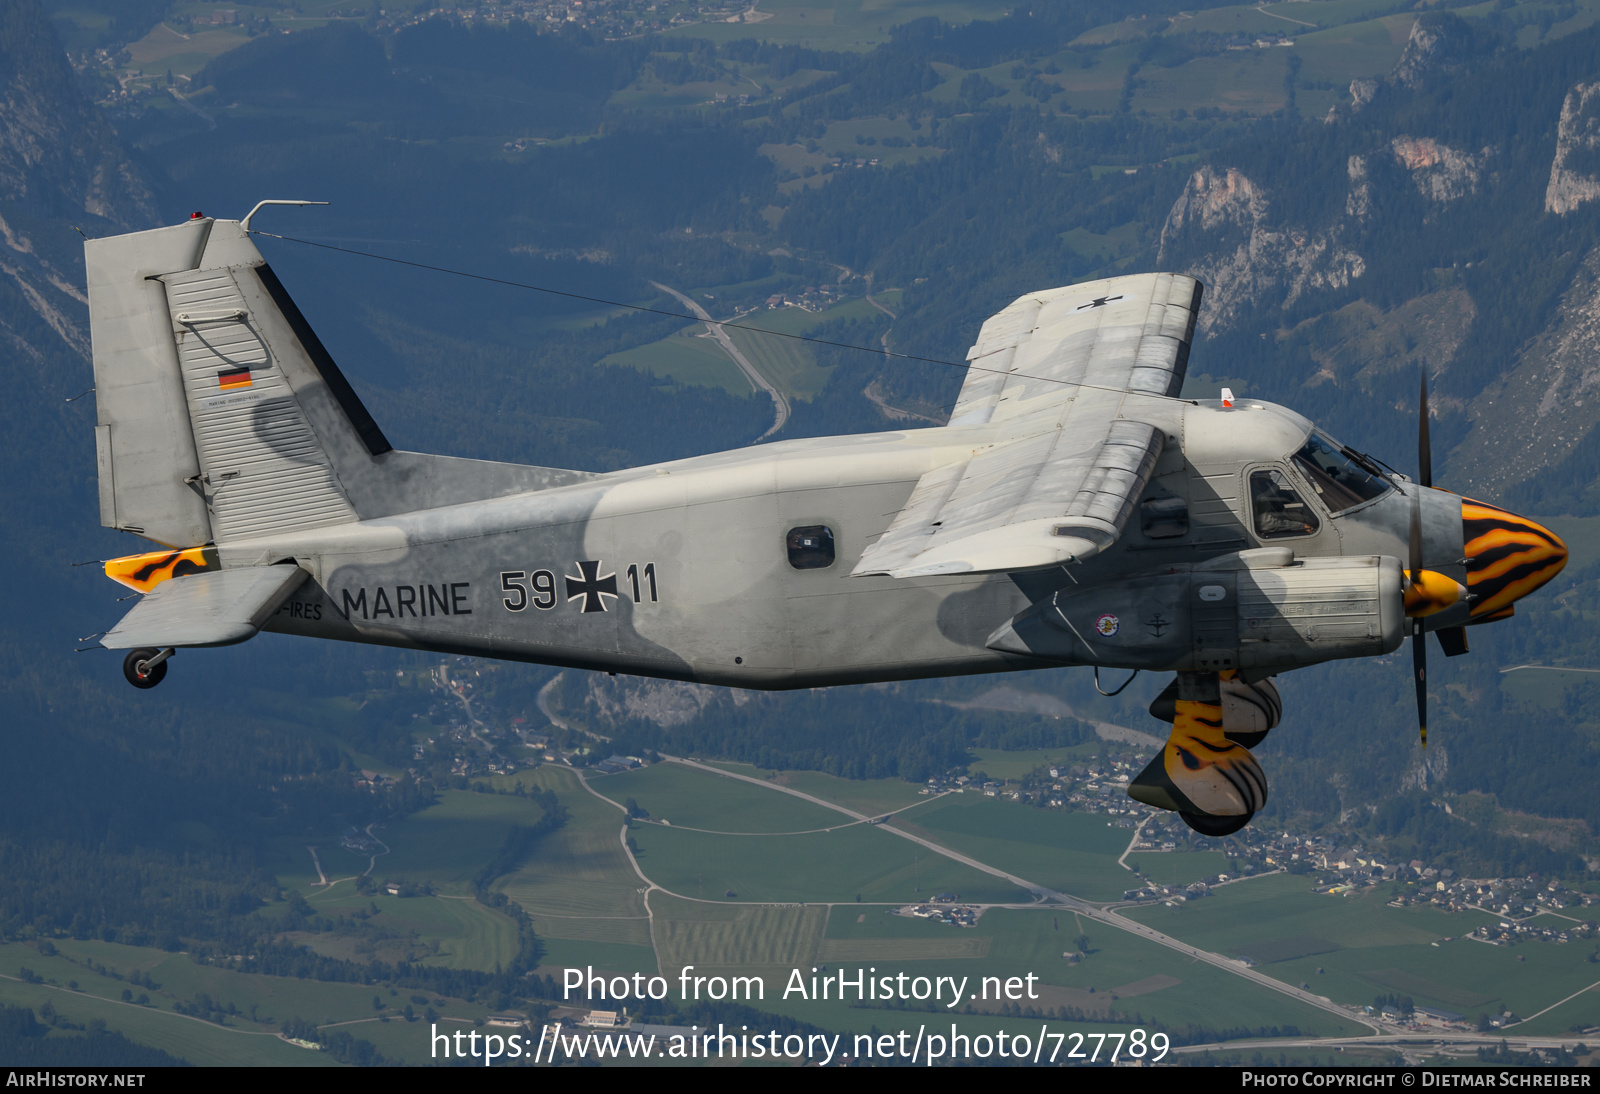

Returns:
1462,500,1568,619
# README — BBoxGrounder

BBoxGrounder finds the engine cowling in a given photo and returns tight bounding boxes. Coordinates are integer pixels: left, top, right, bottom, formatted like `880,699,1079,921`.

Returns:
987,548,1406,673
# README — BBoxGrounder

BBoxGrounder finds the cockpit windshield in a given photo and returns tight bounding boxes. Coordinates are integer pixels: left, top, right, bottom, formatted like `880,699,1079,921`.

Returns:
1290,432,1393,513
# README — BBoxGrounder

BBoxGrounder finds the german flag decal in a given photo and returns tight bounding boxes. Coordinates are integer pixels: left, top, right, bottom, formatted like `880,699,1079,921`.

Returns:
217,367,253,392
1462,499,1567,618
104,545,221,594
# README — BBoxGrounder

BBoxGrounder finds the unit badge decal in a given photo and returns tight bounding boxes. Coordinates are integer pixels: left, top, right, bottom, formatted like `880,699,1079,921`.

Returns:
1095,613,1120,637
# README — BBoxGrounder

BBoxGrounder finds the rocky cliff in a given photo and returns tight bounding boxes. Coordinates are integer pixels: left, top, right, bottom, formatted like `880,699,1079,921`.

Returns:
0,1,156,365
1390,136,1490,204
1161,140,1488,332
1391,12,1478,89
1450,245,1600,500
1157,165,1364,334
1545,82,1600,215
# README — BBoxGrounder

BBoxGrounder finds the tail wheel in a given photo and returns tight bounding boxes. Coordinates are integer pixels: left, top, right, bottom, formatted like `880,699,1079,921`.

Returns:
1180,811,1254,837
122,648,168,689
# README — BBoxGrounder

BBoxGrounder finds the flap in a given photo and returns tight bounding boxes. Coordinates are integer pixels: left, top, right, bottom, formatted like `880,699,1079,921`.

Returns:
854,418,1164,578
103,564,308,649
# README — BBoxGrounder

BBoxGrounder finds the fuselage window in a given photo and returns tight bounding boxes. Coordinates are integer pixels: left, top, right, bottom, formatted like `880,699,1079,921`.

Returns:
1140,495,1189,539
1250,469,1320,539
1291,432,1393,513
786,525,836,569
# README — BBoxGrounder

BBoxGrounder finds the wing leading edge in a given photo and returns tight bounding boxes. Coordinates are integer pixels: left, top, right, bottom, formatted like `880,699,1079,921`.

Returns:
853,273,1201,579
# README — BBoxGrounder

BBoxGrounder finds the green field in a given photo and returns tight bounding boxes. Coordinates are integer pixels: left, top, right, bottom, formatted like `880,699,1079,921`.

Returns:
495,768,651,936
629,817,1026,904
0,936,502,1063
733,904,1365,1037
0,976,336,1067
1120,873,1600,1023
534,938,661,977
287,893,519,972
356,790,545,896
815,116,944,167
1132,851,1232,889
601,326,751,395
664,0,1012,50
1137,49,1293,116
1292,13,1417,85
726,325,831,400
589,762,846,833
965,747,1097,781
651,895,829,979
1500,666,1600,709
893,794,1139,901
605,295,902,399
701,760,929,817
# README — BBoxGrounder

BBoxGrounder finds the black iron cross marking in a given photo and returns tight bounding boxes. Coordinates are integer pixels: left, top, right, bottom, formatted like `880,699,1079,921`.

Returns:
565,560,619,613
1077,295,1124,310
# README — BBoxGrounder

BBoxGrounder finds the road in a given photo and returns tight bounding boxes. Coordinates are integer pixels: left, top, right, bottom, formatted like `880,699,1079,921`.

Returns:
576,754,1388,1036
649,757,1379,1033
652,281,789,439
555,753,1600,1047
536,673,570,731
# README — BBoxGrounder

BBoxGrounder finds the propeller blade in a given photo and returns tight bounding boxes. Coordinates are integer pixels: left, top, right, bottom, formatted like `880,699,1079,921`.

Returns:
1418,373,1432,490
1413,623,1427,748
1413,372,1431,747
1409,480,1423,583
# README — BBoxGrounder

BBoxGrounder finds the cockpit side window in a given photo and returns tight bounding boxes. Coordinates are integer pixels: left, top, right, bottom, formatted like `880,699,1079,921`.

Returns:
1291,432,1393,513
1250,469,1321,539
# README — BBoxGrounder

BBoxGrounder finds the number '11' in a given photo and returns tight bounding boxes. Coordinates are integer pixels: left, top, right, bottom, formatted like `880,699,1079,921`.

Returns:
626,563,657,603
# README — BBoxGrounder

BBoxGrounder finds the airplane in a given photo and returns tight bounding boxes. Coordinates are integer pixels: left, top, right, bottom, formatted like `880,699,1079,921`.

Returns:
82,205,1569,835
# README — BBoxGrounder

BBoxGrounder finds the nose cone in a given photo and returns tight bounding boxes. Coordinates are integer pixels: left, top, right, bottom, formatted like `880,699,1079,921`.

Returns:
1462,499,1568,618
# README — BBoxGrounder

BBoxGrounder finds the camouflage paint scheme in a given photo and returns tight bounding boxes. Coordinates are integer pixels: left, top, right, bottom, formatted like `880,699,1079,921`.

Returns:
83,213,1568,830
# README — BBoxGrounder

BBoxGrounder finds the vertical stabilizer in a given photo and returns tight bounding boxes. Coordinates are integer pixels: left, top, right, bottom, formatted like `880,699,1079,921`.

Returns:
89,215,394,547
89,212,594,551
162,219,375,541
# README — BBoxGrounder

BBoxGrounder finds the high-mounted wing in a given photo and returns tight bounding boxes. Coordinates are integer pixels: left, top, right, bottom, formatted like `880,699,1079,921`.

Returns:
853,273,1202,579
102,564,307,649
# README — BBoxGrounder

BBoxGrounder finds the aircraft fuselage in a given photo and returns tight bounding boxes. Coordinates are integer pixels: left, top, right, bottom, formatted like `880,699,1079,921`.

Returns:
251,396,1464,687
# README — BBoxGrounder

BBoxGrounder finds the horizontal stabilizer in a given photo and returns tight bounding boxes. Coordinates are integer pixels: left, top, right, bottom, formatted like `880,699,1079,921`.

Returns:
103,564,307,649
854,273,1198,579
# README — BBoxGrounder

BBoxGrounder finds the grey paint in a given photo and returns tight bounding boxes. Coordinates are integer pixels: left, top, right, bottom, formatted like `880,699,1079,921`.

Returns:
105,564,306,649
87,218,1473,695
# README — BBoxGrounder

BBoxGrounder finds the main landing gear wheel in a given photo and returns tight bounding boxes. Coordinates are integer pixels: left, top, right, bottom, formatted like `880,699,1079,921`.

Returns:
122,647,170,689
1180,811,1254,837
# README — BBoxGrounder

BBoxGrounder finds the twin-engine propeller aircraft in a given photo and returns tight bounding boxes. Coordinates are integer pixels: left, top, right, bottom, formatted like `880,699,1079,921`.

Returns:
84,207,1568,834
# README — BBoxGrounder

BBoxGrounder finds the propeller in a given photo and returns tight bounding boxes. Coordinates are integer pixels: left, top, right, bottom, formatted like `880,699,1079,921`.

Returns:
1410,374,1431,748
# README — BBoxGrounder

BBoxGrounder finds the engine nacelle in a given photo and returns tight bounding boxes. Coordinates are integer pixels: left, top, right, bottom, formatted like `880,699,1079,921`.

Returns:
987,548,1405,673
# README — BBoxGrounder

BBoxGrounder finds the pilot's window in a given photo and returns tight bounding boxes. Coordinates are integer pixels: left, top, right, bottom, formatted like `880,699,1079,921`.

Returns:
1250,469,1320,539
1140,496,1189,539
1291,432,1393,513
786,525,835,569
